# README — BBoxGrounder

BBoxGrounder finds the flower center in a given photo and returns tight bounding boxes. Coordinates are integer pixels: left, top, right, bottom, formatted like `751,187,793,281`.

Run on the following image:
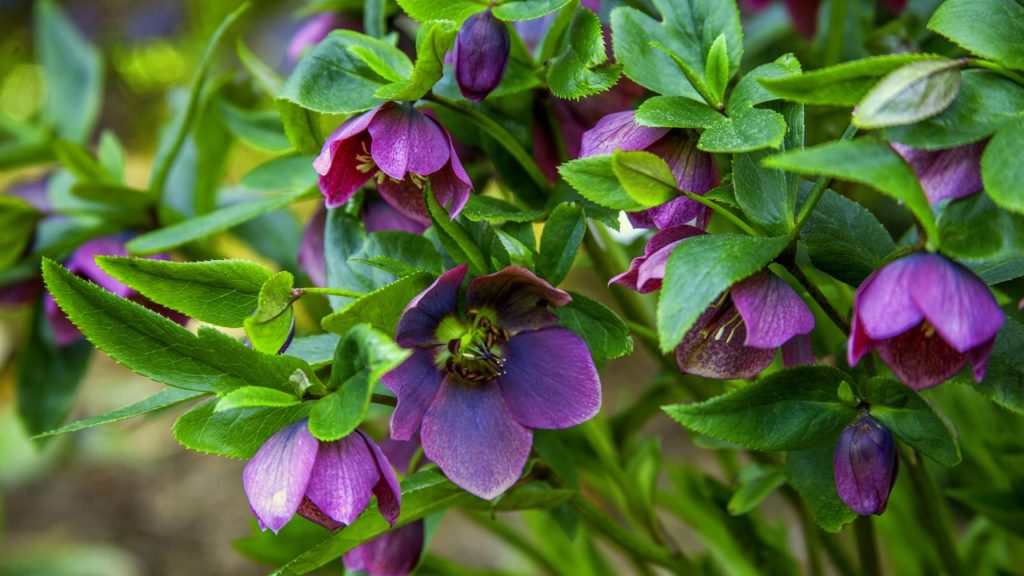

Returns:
699,292,744,344
443,310,510,385
355,141,427,189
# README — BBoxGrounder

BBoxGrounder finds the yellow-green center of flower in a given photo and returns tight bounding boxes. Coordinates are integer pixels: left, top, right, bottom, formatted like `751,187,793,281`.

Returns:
436,310,509,385
355,142,428,188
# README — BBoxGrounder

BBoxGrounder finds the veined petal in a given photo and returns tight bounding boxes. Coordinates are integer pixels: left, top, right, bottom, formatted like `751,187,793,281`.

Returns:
421,381,532,500
892,142,984,205
362,194,429,234
395,265,467,348
343,521,425,576
732,272,815,349
376,177,432,225
909,253,1004,353
675,303,776,379
648,130,718,196
369,104,450,180
782,334,815,367
314,107,380,207
304,433,379,526
579,111,668,157
359,431,403,526
876,326,969,390
466,266,571,333
382,349,445,441
242,420,319,533
610,225,702,293
967,336,997,383
854,257,923,341
497,328,601,429
68,237,133,297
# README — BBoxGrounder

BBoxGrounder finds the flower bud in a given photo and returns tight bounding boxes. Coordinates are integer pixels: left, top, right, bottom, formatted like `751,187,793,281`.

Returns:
833,414,898,515
454,10,510,101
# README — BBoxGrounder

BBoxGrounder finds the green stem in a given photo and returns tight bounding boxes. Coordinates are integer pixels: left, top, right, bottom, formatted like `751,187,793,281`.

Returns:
370,393,397,407
624,320,660,348
682,191,760,236
782,261,852,334
425,94,551,192
854,516,881,575
823,0,847,66
792,123,859,236
296,287,365,299
968,58,1024,86
902,448,964,576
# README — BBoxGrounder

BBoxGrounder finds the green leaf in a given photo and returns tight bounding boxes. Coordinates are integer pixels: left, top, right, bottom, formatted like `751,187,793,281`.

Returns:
664,367,859,451
559,155,645,211
727,55,803,113
308,325,409,441
97,257,271,328
928,0,1024,71
728,464,786,516
278,30,395,115
547,8,622,99
885,70,1024,149
53,140,112,183
127,187,317,255
216,386,301,412
493,0,572,21
658,234,789,352
395,0,485,24
216,99,292,152
426,191,489,274
953,318,1024,414
800,189,896,285
240,154,318,192
863,377,960,467
173,399,310,459
41,259,311,394
758,54,946,106
982,118,1024,214
33,388,209,439
853,59,963,130
938,192,1024,266
611,150,678,207
237,38,283,96
275,99,322,155
635,95,724,129
786,445,857,532
321,272,434,336
555,292,633,362
268,469,472,575
34,0,103,143
763,139,938,244
537,203,585,286
244,271,296,354
374,22,455,101
461,195,544,222
705,34,729,105
697,107,787,153
0,196,39,270
283,334,340,370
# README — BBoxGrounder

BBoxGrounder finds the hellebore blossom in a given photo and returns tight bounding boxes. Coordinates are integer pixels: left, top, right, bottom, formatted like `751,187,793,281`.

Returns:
343,521,424,576
314,102,473,225
243,420,400,533
834,414,898,515
891,141,985,205
580,111,718,230
454,10,510,102
849,253,1005,390
382,265,601,499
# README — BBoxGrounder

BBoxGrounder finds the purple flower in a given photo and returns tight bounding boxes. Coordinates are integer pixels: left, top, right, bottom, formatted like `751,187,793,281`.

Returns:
891,141,985,205
287,13,360,64
314,102,473,225
610,225,705,293
454,10,510,102
382,265,601,499
343,521,424,576
243,420,401,533
833,414,898,515
849,253,1004,390
579,111,718,230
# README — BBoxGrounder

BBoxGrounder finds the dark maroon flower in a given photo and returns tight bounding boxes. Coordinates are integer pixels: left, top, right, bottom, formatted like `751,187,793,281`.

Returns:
579,111,718,230
314,102,473,225
382,265,601,499
849,253,1004,390
454,9,510,102
243,420,401,533
891,141,985,205
834,413,898,515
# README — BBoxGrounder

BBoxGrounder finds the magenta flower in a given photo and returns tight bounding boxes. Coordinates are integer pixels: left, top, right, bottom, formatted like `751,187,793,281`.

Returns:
314,102,473,225
580,111,718,230
382,265,601,499
891,141,985,205
343,520,424,576
849,253,1004,390
243,420,401,533
610,225,705,293
833,414,898,515
454,9,510,101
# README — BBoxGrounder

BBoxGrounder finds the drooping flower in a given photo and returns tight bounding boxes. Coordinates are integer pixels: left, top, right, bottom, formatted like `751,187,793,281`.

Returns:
382,265,601,499
834,413,898,515
454,9,510,101
891,141,985,205
742,0,905,39
343,521,424,576
610,225,705,293
849,253,1004,390
243,420,401,533
579,111,718,230
314,102,473,225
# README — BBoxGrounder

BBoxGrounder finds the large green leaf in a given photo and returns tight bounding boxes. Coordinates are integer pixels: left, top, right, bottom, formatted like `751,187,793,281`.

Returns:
395,0,485,24
493,0,574,21
374,21,455,101
559,155,645,211
34,388,209,439
611,150,678,207
173,399,310,459
800,188,896,285
982,118,1024,215
658,234,789,352
426,191,489,274
244,271,296,354
97,257,271,328
697,107,787,153
547,7,622,99
928,0,1024,71
853,59,963,130
537,203,585,286
664,367,859,451
786,445,857,532
863,378,960,467
321,273,434,336
555,292,634,362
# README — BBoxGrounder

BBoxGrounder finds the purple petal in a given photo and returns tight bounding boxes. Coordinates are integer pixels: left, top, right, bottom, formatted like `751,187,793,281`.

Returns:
782,334,815,367
376,177,432,225
45,292,83,346
243,420,319,533
343,521,425,576
732,272,815,349
853,257,923,341
907,253,1004,353
369,103,450,180
304,432,379,526
834,414,898,515
287,14,343,64
497,328,601,429
378,439,423,475
579,111,668,158
892,142,984,204
876,326,969,390
454,9,511,101
363,194,429,234
296,498,344,531
466,266,571,333
675,301,776,379
421,381,532,500
383,349,445,441
395,265,466,347
359,430,403,525
967,336,997,383
648,130,718,195
67,237,133,297
610,225,703,293
298,205,327,287
848,311,876,367
315,108,380,208
428,125,474,218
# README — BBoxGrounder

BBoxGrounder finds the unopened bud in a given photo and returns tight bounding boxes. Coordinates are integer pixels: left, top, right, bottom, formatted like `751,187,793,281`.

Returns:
833,414,898,515
454,10,510,102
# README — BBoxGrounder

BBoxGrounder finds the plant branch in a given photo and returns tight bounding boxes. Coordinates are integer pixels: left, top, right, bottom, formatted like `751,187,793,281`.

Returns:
370,393,397,407
681,191,761,236
792,123,859,237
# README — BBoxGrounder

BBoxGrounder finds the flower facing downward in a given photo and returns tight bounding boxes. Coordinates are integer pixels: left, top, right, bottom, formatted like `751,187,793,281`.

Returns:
891,141,985,205
834,414,898,515
383,265,601,499
580,111,718,230
454,10,510,102
243,421,400,533
343,519,424,576
849,253,1004,390
314,102,473,225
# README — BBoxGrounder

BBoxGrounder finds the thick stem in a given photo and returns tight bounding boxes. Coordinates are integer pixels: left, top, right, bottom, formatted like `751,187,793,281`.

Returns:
296,287,365,299
902,448,964,576
854,516,881,575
